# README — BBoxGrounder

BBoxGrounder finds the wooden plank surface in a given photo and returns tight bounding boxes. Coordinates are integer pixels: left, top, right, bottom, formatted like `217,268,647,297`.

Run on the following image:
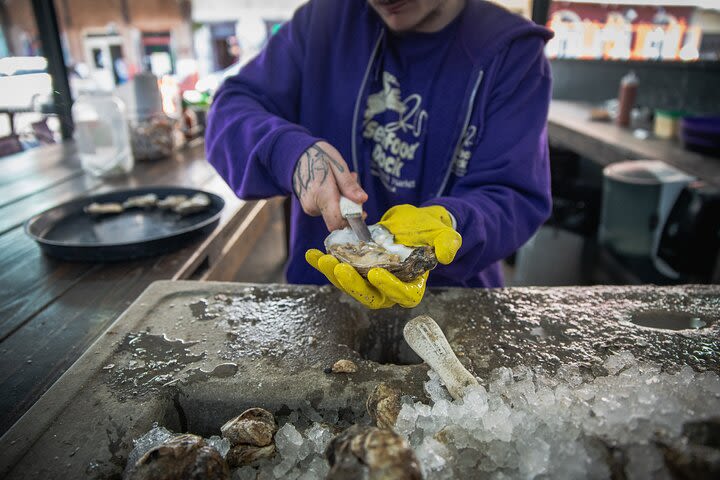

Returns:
547,100,720,186
0,139,273,435
0,142,78,187
0,245,199,434
0,142,218,341
0,228,98,341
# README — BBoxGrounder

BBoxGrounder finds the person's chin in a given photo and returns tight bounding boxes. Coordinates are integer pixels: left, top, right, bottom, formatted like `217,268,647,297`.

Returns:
380,15,420,33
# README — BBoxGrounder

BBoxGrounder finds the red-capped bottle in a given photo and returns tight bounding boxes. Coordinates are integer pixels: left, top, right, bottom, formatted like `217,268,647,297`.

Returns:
616,71,639,128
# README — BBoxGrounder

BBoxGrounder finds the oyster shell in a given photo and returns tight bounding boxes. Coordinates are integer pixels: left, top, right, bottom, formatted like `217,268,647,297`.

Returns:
174,193,211,216
125,433,229,480
122,194,158,209
324,225,437,282
325,425,422,480
84,202,124,215
367,383,401,430
157,195,188,210
225,443,276,467
221,408,277,447
331,359,358,374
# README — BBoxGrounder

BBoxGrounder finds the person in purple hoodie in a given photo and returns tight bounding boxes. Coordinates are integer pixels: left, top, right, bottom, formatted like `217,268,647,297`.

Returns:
206,0,553,309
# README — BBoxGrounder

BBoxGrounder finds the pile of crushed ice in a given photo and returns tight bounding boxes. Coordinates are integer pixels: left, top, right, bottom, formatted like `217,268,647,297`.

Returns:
126,352,719,479
233,421,334,480
125,413,337,480
398,351,720,479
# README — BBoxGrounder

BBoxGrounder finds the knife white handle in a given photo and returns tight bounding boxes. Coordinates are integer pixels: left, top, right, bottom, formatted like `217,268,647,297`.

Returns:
339,195,362,218
403,315,479,400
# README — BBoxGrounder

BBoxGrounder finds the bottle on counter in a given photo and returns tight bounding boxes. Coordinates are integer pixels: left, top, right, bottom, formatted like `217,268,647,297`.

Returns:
616,71,639,128
72,91,134,177
654,110,685,140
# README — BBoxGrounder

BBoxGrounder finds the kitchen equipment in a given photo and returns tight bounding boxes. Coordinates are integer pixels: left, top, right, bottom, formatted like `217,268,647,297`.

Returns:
25,187,223,262
657,181,720,281
340,195,373,242
599,160,695,279
403,315,479,400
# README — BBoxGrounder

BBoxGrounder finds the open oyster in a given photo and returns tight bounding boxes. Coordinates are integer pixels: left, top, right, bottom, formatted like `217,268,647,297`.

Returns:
122,194,158,209
174,193,211,216
84,202,124,216
324,225,437,282
157,195,188,210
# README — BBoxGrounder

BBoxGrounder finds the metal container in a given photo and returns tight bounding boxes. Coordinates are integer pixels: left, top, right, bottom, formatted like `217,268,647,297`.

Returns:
599,160,694,278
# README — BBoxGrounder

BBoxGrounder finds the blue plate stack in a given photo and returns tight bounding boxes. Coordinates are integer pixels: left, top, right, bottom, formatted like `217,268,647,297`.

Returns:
680,116,720,157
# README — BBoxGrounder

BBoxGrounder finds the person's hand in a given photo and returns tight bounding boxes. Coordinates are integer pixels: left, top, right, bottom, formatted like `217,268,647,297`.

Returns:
292,141,367,231
378,204,462,265
306,204,462,309
306,249,429,309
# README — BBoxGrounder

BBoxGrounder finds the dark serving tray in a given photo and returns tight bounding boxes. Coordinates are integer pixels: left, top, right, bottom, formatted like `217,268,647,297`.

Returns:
25,186,224,262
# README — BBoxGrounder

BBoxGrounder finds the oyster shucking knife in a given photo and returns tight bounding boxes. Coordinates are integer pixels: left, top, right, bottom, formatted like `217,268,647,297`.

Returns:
340,196,373,243
404,315,480,400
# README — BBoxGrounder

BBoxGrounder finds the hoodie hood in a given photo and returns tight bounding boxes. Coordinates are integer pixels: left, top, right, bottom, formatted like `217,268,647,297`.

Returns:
457,1,553,66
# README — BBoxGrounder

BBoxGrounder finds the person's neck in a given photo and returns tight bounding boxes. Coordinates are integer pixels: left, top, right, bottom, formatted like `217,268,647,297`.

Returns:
412,0,466,33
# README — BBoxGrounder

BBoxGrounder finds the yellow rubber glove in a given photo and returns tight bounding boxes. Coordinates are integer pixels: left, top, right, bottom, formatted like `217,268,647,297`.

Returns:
306,204,461,309
378,204,462,265
306,249,430,309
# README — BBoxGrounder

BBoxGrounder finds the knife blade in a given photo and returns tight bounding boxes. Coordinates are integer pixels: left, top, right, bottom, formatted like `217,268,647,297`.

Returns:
339,196,373,243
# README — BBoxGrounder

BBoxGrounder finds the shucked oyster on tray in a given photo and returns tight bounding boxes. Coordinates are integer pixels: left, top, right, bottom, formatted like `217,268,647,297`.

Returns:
324,224,437,282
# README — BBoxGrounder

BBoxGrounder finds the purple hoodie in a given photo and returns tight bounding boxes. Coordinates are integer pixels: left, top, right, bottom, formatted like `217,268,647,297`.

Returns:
206,0,553,288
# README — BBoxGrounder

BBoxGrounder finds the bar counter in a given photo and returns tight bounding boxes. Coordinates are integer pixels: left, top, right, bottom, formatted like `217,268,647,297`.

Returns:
548,100,720,186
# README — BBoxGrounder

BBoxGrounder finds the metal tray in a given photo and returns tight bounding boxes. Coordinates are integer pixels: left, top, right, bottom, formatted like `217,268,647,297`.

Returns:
24,186,224,262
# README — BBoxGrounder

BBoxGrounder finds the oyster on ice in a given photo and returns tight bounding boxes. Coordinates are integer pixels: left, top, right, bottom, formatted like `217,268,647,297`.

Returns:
221,408,278,468
124,433,229,480
367,383,401,430
325,425,422,480
324,225,437,282
220,407,277,447
225,443,276,467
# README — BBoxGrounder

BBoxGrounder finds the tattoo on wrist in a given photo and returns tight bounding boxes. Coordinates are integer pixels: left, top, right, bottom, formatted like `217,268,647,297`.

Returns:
292,145,345,199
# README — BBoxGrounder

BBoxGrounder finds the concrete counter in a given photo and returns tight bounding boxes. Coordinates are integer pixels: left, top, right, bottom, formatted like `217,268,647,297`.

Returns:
0,282,718,479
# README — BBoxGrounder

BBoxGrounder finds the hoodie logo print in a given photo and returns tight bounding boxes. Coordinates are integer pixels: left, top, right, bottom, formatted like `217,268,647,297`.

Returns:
452,125,477,177
362,72,428,192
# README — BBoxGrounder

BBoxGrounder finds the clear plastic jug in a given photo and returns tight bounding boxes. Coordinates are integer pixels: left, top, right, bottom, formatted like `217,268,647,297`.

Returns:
72,91,134,177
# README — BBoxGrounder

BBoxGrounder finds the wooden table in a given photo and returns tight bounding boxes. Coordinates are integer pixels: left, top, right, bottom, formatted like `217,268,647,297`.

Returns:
548,100,720,186
0,140,280,435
